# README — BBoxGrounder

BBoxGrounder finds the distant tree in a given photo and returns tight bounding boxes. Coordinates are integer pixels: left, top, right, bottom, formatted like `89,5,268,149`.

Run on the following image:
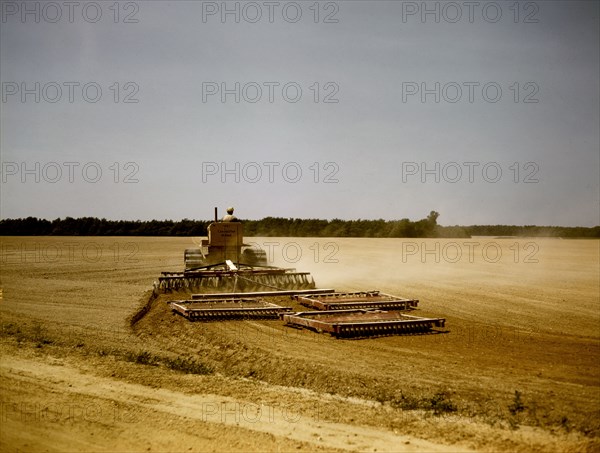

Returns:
427,211,440,225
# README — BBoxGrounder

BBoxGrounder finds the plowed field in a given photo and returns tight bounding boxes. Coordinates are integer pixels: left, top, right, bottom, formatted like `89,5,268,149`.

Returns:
1,237,598,452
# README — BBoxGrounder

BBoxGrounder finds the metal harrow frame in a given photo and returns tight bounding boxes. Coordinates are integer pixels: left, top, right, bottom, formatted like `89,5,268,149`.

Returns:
282,309,446,338
159,268,315,292
295,290,418,311
169,298,293,321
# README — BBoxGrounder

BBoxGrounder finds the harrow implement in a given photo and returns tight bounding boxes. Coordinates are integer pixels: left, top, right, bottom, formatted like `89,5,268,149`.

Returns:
156,207,447,337
169,298,292,321
159,264,315,292
282,309,446,338
295,290,418,311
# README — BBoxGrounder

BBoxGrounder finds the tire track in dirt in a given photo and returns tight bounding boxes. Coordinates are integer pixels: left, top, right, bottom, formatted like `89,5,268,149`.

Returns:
1,355,472,453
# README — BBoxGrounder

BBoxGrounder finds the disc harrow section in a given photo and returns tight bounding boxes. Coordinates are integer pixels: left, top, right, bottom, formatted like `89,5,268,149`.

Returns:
159,270,315,292
282,309,445,338
169,298,293,321
295,291,418,311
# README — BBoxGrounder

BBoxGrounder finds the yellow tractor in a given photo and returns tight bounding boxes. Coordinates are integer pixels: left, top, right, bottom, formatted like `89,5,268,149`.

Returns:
184,207,267,270
159,207,314,292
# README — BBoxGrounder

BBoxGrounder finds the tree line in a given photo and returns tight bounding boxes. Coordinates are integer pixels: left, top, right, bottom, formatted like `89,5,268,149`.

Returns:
0,212,598,238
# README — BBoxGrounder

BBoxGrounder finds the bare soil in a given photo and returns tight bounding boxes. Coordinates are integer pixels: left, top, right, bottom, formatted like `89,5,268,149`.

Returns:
0,236,598,452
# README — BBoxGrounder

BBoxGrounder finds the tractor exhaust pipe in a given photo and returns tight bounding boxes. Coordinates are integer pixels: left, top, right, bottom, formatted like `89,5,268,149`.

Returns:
214,207,218,222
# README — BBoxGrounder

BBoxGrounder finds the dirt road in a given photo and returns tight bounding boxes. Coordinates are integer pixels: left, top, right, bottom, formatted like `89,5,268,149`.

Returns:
1,351,466,452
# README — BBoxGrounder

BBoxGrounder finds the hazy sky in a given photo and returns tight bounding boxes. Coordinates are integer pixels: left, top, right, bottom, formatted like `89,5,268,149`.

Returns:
1,1,598,226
